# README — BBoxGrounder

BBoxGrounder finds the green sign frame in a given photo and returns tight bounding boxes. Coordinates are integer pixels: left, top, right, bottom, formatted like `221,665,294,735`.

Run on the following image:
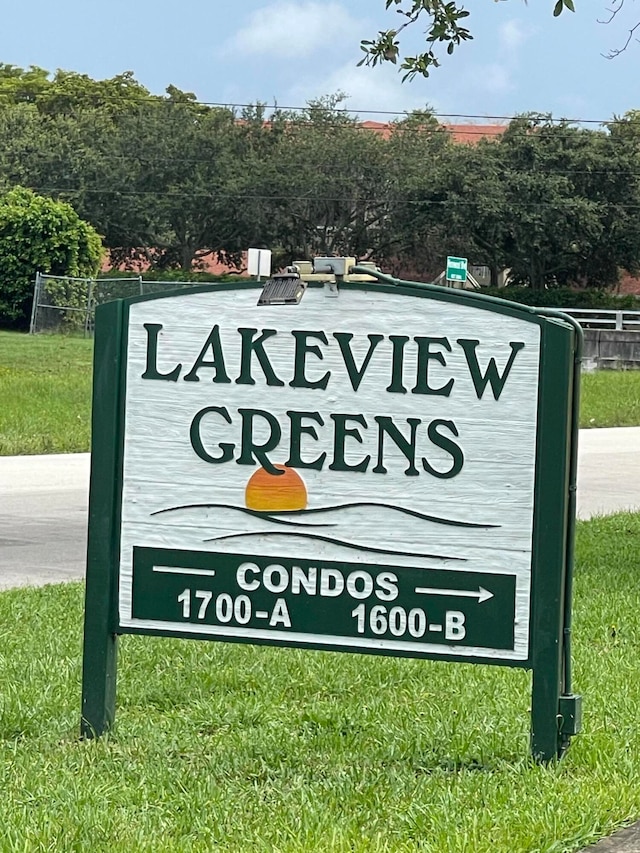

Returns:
81,276,582,762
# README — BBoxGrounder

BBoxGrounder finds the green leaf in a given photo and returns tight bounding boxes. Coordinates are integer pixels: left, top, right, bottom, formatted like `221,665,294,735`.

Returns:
553,0,564,16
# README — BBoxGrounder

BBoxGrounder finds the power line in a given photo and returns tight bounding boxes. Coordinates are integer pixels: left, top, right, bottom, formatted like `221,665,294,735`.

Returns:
22,153,640,176
31,185,640,210
0,90,630,127
15,146,640,178
0,114,630,146
195,102,619,127
2,92,635,142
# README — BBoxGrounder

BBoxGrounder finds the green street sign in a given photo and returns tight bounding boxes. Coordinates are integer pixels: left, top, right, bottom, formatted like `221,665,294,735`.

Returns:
81,274,583,762
446,256,468,282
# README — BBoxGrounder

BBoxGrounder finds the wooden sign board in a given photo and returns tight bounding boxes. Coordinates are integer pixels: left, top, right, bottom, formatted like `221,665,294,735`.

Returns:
81,278,582,761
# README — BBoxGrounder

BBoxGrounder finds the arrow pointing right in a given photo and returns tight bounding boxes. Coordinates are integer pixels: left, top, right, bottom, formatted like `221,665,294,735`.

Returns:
414,585,494,603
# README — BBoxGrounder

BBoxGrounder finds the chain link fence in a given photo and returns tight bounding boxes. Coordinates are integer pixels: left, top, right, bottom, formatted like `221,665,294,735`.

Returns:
29,273,195,335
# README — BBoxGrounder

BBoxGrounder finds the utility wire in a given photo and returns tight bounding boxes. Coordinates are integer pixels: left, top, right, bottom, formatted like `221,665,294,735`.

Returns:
18,151,640,176
30,186,640,209
0,92,632,126
0,117,630,144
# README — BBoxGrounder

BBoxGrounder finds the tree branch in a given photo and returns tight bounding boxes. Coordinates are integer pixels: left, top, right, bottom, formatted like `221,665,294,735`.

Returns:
599,0,640,59
360,1,577,80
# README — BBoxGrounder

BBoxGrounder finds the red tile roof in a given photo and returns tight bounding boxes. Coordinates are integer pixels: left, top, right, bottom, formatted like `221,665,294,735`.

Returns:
359,120,506,143
445,124,507,143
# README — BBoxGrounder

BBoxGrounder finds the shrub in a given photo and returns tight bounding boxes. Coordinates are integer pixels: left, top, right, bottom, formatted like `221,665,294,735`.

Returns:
0,186,104,329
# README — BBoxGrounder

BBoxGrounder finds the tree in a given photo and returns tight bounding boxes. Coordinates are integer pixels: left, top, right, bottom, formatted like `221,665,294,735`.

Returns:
371,110,455,278
238,96,393,263
201,96,388,265
360,0,576,80
0,64,154,116
498,116,640,289
399,133,512,285
0,67,248,271
600,0,640,59
0,187,103,327
94,99,247,270
414,115,640,290
4,62,640,294
0,64,50,104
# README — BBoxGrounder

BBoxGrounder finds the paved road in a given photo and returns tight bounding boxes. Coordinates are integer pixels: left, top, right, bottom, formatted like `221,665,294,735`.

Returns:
0,453,90,590
576,427,640,518
1,427,640,590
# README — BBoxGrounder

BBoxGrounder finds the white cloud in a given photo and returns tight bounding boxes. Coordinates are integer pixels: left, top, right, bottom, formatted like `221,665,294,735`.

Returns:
499,18,534,54
421,17,536,115
472,63,513,96
426,61,515,118
223,1,361,58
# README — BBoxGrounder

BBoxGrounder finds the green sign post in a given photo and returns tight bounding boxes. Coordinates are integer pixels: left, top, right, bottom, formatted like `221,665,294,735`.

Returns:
446,256,468,283
81,271,582,761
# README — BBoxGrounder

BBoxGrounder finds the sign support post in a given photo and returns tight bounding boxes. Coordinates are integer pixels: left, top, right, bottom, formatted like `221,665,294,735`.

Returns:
530,312,582,761
528,316,576,760
81,299,122,738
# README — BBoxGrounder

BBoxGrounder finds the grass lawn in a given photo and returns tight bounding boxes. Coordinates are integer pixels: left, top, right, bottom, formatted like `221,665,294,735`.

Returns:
1,330,640,849
2,331,640,458
0,513,639,851
580,369,640,428
0,331,92,455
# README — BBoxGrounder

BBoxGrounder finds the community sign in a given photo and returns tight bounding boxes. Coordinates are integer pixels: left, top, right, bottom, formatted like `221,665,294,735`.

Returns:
81,274,582,760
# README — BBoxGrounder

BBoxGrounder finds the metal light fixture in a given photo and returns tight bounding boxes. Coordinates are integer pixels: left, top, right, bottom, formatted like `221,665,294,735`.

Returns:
257,270,308,306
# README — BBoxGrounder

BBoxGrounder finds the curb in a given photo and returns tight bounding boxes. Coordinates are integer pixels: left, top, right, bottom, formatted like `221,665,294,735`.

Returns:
583,822,640,852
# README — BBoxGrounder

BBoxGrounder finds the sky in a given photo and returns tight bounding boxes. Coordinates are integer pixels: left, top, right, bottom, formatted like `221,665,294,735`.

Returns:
1,0,640,125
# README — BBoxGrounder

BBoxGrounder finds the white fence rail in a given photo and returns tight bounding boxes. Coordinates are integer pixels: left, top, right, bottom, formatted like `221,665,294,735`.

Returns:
557,308,640,331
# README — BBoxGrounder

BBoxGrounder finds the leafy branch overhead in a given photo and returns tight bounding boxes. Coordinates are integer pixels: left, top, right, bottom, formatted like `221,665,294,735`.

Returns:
359,0,575,80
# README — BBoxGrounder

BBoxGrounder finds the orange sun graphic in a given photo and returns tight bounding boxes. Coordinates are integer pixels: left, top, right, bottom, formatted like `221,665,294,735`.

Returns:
245,465,308,511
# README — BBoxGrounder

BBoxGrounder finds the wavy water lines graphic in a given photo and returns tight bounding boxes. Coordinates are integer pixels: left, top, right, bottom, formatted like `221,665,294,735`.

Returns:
151,501,500,562
152,501,497,528
201,530,463,561
152,503,334,529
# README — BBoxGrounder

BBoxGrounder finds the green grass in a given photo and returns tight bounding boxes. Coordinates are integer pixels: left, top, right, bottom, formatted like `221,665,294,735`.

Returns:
2,331,640,457
1,513,639,852
0,331,92,455
580,370,640,428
